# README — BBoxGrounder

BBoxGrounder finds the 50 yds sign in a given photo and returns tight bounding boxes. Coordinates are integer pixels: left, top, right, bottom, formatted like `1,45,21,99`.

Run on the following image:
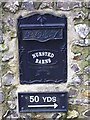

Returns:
29,96,58,109
18,92,68,112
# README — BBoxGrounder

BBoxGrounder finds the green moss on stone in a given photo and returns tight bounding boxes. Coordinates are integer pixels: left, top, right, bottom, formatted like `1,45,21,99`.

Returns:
79,60,89,69
1,63,10,76
74,18,90,26
2,24,10,33
74,19,84,25
88,74,90,78
73,7,89,26
72,45,89,60
71,45,83,53
31,113,37,120
2,87,10,101
82,47,89,59
87,33,90,39
68,104,78,111
7,85,17,101
2,43,4,48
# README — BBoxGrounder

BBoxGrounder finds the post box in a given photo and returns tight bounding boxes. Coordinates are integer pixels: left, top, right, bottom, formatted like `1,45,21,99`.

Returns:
17,13,67,84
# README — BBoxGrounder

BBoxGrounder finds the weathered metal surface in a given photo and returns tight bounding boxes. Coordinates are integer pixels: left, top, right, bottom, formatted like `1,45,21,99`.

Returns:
17,13,67,84
18,92,68,112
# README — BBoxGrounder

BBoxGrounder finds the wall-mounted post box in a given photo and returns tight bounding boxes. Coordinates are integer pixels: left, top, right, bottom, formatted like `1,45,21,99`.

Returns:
17,13,67,84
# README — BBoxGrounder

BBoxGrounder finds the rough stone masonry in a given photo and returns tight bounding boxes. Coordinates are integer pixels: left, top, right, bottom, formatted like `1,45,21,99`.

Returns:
0,0,90,119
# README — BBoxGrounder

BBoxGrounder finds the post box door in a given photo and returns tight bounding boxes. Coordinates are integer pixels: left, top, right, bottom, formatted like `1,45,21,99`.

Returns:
17,13,67,84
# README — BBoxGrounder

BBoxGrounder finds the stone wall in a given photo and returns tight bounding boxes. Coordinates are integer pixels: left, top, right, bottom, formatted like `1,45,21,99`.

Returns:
0,0,90,119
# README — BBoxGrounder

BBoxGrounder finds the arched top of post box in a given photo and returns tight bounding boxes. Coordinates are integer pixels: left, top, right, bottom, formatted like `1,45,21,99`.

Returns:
17,12,67,27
